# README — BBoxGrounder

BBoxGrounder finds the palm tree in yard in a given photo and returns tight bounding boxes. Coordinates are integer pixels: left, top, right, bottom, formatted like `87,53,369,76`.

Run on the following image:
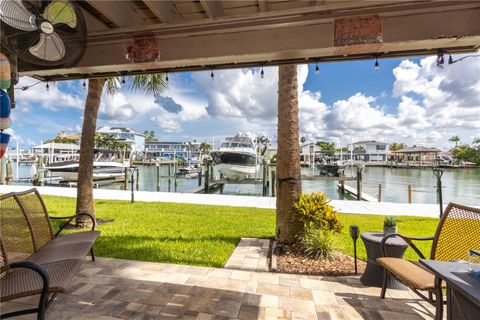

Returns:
449,135,461,148
276,65,303,243
76,75,167,227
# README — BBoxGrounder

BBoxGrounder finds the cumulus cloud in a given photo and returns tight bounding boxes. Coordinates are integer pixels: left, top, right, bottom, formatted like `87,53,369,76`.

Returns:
15,77,83,111
150,115,182,133
155,96,183,114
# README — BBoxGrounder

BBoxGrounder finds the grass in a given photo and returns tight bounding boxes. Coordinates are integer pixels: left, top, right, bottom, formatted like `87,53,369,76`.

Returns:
43,195,439,267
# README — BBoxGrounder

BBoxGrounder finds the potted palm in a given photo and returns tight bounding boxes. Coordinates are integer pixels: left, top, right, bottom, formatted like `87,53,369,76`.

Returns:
383,216,397,234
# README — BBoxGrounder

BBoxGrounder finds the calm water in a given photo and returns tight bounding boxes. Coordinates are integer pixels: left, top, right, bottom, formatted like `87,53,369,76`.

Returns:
11,164,480,206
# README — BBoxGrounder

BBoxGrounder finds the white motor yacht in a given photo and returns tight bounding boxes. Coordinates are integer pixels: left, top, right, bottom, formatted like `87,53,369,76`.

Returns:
211,134,260,180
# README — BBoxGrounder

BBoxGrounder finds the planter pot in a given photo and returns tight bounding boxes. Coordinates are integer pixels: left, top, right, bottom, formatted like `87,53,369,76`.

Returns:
383,225,397,234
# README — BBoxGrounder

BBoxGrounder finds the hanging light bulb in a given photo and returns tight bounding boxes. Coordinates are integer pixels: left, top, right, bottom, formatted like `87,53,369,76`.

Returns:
374,55,380,71
260,65,264,79
83,77,86,89
46,82,50,91
315,61,320,76
165,72,169,82
121,75,126,84
448,54,454,65
211,69,214,81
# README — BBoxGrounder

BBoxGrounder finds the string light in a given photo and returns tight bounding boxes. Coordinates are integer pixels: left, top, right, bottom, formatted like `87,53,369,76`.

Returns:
83,77,86,89
374,55,380,71
315,61,320,76
165,71,169,82
436,50,445,68
46,81,49,91
260,64,264,79
121,75,126,84
210,68,214,81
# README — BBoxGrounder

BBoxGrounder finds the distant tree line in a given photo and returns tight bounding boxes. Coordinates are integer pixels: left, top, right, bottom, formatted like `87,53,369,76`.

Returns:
450,135,480,165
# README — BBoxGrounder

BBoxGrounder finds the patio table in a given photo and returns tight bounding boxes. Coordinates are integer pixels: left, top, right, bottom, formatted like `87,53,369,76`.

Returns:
420,259,480,320
360,232,409,289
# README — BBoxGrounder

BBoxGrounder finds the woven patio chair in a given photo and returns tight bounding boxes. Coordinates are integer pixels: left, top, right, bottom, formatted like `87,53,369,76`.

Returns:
0,188,100,320
377,203,480,320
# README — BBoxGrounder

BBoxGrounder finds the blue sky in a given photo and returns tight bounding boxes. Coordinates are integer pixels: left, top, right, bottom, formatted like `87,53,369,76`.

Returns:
8,54,480,150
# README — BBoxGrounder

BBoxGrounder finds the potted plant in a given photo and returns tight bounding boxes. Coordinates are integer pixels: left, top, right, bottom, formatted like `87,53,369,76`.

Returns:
383,216,397,234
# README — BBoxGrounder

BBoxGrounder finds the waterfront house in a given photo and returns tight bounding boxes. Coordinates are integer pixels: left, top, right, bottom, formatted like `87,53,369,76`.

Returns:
32,142,79,162
390,146,441,166
145,141,200,161
96,126,145,152
350,141,388,163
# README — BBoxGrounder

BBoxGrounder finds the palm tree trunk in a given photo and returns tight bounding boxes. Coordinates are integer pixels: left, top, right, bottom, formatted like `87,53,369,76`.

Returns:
276,65,303,243
76,78,105,227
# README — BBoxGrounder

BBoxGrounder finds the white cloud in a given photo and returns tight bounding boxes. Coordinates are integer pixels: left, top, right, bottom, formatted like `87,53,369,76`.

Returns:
150,115,182,133
15,77,83,111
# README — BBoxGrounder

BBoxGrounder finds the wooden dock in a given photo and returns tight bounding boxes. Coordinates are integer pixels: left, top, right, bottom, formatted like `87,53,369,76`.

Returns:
337,183,377,202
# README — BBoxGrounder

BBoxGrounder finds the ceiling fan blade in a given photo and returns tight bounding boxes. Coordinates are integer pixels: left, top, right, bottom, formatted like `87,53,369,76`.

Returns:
0,0,38,31
29,32,66,62
43,0,76,28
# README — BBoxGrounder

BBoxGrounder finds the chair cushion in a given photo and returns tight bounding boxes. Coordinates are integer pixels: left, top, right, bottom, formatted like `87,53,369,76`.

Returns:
0,259,82,302
377,257,446,291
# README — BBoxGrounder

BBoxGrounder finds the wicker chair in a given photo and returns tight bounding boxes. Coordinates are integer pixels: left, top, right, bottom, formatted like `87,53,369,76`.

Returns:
377,203,480,320
0,188,100,320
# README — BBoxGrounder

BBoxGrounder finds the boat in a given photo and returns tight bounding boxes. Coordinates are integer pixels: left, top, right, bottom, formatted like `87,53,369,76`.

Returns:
45,160,126,182
211,134,259,180
316,158,346,177
178,165,199,174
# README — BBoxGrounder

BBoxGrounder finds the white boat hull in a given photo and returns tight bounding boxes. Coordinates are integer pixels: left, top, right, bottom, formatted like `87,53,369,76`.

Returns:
216,163,259,180
46,161,126,182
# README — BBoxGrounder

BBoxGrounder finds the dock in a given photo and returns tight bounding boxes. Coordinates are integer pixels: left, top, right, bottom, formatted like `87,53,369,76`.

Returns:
337,183,378,202
0,185,463,218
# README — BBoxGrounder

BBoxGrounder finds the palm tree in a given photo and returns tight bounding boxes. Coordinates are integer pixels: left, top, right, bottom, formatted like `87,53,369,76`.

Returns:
449,135,461,148
389,142,406,151
473,137,480,149
76,75,167,227
199,142,212,152
276,65,303,243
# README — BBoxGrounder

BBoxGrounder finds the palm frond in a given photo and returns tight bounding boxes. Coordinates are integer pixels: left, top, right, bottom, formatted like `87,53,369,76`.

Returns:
126,74,168,96
105,77,121,95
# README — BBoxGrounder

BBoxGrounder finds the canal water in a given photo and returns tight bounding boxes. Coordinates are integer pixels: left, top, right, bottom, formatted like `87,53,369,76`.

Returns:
10,164,480,206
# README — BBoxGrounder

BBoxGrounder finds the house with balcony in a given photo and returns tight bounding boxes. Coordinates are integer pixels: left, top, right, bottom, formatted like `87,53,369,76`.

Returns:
350,140,388,162
96,126,145,152
145,141,200,160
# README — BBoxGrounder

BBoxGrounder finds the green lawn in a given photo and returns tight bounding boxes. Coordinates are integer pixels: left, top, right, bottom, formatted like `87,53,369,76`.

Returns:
43,195,439,268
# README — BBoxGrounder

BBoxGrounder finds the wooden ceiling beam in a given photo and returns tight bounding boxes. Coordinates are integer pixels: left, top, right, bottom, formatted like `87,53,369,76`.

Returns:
200,0,224,19
85,0,148,28
143,1,183,23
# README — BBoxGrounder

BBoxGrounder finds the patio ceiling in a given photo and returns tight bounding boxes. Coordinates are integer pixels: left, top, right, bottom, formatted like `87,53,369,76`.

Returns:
16,0,480,81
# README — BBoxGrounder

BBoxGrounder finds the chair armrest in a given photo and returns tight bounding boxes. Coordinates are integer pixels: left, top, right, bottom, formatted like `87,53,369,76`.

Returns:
380,233,434,260
51,212,96,237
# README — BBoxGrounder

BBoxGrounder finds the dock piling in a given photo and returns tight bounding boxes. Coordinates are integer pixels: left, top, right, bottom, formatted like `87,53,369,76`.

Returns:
156,163,160,191
378,184,382,202
136,168,139,191
204,160,210,194
356,165,364,201
123,167,128,190
271,170,276,197
408,184,412,203
198,166,202,186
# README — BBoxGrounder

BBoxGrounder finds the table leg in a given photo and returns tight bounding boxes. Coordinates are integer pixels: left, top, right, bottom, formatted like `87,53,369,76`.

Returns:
434,276,443,320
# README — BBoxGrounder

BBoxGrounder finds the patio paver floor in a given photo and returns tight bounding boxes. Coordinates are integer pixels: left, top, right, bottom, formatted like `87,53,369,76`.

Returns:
1,257,439,319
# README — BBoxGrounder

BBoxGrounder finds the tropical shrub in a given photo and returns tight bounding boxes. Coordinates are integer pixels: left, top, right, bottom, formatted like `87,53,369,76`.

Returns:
293,192,343,233
300,227,337,259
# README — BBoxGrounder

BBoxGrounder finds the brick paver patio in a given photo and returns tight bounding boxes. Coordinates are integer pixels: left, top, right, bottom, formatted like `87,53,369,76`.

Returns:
1,257,439,320
224,238,271,272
